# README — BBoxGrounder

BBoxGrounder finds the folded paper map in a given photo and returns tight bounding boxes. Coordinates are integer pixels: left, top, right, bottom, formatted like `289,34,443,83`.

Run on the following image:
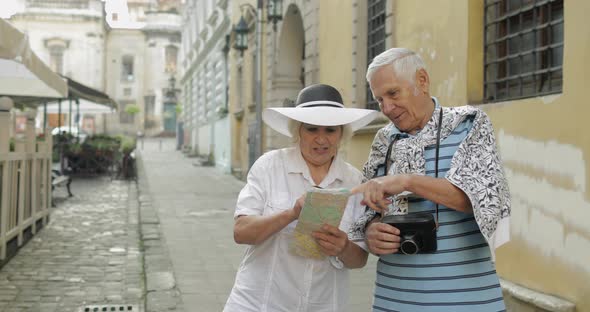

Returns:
290,188,351,259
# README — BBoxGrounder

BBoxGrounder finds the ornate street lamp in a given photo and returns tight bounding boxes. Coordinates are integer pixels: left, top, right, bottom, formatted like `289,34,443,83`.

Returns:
267,0,283,31
231,0,283,165
233,16,249,56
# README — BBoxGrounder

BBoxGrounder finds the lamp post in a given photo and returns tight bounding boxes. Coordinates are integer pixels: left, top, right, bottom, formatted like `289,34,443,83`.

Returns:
233,16,249,56
163,75,178,133
232,0,282,163
266,0,283,31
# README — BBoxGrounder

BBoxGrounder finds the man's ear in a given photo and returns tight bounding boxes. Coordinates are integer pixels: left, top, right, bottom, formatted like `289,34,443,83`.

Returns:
415,68,430,94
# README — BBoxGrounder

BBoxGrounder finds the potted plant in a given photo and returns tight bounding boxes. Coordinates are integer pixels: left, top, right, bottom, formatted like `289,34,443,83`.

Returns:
125,104,141,124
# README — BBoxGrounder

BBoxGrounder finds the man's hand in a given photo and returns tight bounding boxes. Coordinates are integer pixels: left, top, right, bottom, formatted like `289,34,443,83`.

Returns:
366,221,401,255
312,224,349,257
350,179,391,213
351,175,409,214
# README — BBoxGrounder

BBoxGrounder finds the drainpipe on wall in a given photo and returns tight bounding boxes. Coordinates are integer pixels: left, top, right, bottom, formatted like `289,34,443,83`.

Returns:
254,0,263,161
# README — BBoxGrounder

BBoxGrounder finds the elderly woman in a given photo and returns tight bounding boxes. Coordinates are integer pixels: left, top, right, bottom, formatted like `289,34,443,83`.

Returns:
223,84,378,312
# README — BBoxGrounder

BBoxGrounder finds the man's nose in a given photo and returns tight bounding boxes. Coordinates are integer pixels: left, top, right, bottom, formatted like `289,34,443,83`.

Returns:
380,100,395,115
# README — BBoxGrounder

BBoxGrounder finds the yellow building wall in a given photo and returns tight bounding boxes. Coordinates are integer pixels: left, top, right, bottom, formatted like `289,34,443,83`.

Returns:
346,131,376,170
318,0,374,167
377,0,590,310
318,0,354,105
485,2,590,310
394,0,471,107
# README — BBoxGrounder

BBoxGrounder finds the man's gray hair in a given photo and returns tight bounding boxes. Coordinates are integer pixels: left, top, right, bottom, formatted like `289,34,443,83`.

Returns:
366,48,427,84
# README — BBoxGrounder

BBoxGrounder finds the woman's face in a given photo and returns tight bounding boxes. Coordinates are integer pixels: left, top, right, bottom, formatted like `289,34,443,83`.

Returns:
298,124,343,168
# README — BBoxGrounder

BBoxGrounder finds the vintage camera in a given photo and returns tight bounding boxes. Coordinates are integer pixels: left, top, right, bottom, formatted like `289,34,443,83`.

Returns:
381,212,437,255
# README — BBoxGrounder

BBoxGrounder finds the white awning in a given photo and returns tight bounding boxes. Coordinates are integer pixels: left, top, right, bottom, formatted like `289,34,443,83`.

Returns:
0,19,67,101
44,99,115,114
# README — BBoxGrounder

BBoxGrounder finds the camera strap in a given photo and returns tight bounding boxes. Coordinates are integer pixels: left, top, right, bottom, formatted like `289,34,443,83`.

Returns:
434,107,443,230
383,107,444,230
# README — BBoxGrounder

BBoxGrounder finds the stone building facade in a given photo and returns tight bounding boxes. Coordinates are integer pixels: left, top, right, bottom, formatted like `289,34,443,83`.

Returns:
179,0,232,172
9,0,181,136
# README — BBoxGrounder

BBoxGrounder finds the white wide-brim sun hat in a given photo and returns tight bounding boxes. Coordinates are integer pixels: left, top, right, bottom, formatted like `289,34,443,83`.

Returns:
262,84,379,137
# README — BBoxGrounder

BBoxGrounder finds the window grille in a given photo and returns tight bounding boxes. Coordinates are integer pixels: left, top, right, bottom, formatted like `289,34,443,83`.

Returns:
366,0,386,110
484,0,563,102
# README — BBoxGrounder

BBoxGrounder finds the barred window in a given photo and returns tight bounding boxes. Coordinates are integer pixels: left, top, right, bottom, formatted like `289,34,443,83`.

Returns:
366,0,386,110
484,0,564,102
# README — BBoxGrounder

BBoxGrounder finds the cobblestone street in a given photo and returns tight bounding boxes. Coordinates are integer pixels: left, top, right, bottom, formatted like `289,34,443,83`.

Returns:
0,178,142,312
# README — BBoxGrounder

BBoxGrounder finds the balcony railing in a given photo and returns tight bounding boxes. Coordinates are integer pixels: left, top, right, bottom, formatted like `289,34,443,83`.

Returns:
26,0,89,9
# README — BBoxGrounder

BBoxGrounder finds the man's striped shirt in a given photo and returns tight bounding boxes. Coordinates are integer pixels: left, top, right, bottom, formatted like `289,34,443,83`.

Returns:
372,116,506,312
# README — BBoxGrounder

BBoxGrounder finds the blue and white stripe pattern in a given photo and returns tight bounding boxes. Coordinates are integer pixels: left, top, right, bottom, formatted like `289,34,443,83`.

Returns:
372,116,506,312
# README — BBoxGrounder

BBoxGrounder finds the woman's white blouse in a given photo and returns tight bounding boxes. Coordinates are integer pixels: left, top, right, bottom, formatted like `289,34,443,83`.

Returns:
223,147,366,312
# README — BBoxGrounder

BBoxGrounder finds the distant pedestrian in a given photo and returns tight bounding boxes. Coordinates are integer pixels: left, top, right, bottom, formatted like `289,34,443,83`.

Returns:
223,84,378,312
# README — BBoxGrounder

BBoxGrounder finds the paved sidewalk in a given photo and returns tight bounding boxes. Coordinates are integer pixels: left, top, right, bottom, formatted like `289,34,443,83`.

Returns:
137,138,377,311
0,177,143,312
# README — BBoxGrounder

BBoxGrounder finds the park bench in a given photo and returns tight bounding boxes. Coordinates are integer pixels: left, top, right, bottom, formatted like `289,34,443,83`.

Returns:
51,169,72,206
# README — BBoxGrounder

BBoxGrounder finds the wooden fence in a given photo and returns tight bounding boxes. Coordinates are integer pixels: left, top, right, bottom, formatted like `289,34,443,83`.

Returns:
0,101,52,261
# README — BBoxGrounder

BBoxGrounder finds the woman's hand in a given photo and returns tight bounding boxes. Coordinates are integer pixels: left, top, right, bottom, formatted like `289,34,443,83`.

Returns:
351,174,409,213
289,194,306,221
312,224,349,257
234,193,307,245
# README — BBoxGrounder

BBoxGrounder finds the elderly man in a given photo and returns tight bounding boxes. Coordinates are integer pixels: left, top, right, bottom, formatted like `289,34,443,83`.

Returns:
349,48,511,311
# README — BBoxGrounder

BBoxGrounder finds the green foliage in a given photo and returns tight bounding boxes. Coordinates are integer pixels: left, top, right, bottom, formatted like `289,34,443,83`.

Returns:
125,104,141,115
119,135,136,154
175,104,182,114
87,135,119,153
68,143,82,155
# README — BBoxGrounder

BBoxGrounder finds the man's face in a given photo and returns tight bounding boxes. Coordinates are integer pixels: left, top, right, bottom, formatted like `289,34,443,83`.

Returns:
369,65,430,134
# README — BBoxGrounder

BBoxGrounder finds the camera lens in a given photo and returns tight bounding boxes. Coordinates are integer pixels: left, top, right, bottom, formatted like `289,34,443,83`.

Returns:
400,240,419,255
